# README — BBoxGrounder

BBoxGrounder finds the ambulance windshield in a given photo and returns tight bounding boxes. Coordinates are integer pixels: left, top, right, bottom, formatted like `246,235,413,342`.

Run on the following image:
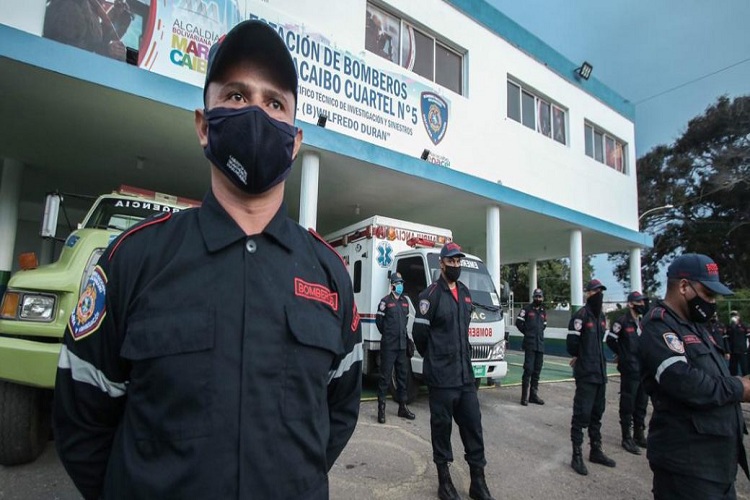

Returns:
426,254,501,309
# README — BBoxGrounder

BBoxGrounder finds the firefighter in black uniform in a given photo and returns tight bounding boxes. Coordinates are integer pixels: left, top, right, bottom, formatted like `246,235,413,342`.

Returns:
728,310,748,375
639,253,750,499
375,272,415,423
516,287,547,406
413,242,494,500
605,291,649,454
53,21,362,500
566,279,616,475
708,312,730,361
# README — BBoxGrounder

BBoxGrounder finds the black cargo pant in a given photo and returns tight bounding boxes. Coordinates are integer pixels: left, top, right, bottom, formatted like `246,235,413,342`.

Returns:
570,380,606,446
651,464,736,500
730,352,748,376
522,347,544,388
428,384,486,467
377,348,408,403
619,374,647,429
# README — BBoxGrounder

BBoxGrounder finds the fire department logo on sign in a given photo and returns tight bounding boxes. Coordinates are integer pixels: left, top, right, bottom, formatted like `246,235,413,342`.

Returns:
421,92,449,145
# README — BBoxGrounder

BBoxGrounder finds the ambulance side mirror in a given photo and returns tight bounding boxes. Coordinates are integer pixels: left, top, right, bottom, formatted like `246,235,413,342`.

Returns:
40,193,62,238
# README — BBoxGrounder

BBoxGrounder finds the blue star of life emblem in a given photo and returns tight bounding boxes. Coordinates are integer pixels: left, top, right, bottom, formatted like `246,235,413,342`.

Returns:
376,242,393,268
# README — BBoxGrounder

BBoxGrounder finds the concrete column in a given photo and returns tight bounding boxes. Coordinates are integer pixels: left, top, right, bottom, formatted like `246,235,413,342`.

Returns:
570,229,583,309
485,205,501,293
0,159,24,295
299,152,320,230
630,247,642,293
528,259,538,301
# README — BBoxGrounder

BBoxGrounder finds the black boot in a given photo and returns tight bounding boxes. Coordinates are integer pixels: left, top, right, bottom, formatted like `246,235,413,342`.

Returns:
589,441,616,467
621,423,641,455
571,444,588,475
529,386,545,405
398,403,415,420
377,400,386,424
436,463,460,500
633,425,647,448
469,465,495,500
520,381,529,406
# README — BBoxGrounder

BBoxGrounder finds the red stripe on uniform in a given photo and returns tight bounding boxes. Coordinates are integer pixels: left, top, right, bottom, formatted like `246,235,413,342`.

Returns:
108,213,172,261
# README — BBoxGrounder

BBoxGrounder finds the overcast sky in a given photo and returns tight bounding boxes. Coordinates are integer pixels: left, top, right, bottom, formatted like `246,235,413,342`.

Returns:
488,0,750,300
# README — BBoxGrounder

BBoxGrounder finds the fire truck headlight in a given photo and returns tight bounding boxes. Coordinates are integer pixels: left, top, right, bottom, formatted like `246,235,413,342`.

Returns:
19,294,56,321
489,340,506,361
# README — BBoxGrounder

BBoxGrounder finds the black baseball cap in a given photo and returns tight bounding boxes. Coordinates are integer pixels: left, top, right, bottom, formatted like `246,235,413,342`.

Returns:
203,20,298,105
585,279,607,292
667,253,732,295
627,291,646,303
389,272,404,284
440,242,465,259
532,288,544,297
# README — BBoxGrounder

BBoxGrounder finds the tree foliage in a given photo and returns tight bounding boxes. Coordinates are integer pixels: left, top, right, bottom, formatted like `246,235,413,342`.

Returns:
502,257,593,306
610,95,750,292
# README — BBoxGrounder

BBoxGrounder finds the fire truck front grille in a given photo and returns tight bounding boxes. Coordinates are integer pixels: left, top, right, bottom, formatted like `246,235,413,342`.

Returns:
471,344,492,360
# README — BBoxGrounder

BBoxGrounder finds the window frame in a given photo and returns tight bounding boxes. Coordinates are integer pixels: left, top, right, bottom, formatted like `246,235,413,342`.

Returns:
584,121,628,174
507,78,568,146
366,2,464,95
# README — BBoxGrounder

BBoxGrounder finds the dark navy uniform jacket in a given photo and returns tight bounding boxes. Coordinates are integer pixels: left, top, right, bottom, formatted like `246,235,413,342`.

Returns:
639,301,748,484
53,191,363,500
708,319,729,354
566,305,608,384
728,320,748,354
412,277,474,388
375,293,409,351
516,303,546,352
605,312,642,378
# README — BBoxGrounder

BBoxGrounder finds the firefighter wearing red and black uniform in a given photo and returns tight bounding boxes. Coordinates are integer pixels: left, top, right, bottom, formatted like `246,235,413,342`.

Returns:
375,272,415,423
605,291,649,454
516,288,547,406
413,242,495,500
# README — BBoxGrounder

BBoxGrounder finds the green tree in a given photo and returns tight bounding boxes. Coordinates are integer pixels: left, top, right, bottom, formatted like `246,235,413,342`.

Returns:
610,95,750,292
502,257,594,306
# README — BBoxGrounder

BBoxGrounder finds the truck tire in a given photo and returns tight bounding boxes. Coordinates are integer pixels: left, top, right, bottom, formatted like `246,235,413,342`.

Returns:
0,382,51,466
388,363,420,404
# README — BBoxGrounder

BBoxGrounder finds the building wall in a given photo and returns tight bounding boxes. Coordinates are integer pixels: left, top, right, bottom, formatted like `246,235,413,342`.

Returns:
0,0,638,229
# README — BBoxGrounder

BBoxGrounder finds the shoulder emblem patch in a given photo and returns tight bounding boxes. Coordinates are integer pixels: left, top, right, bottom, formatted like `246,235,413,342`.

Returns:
69,266,107,341
519,309,526,318
379,301,386,311
663,332,685,354
612,322,622,333
419,299,430,315
573,318,583,331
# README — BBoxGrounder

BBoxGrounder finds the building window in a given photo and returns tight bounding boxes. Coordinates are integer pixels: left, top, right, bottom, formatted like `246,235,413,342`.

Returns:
585,123,626,173
366,3,463,94
507,79,567,145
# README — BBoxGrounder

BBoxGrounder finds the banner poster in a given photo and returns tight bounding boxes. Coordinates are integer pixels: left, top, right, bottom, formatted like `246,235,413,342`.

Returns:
41,0,452,166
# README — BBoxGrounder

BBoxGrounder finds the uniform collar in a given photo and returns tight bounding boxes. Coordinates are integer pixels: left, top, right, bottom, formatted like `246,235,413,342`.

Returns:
199,190,296,253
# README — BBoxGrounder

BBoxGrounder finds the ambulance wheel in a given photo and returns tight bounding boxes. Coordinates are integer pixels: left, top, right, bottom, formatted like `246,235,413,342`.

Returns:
388,364,420,404
0,382,50,466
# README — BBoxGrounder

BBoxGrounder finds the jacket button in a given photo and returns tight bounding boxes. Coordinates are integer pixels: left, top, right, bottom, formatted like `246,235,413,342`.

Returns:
245,239,257,253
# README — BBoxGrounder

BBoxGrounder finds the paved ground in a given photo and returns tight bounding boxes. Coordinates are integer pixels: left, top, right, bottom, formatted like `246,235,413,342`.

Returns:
3,356,750,499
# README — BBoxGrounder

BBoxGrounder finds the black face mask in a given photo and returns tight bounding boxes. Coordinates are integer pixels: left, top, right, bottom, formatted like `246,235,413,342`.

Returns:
686,283,716,323
203,106,297,194
533,298,543,306
634,304,648,316
587,292,603,315
443,265,461,283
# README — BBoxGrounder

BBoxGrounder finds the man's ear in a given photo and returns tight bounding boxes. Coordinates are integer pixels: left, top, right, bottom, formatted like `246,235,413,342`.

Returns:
195,108,208,148
292,127,304,160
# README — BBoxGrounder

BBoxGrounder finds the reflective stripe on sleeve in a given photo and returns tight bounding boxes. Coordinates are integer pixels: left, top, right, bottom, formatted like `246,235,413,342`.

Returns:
604,332,619,341
414,318,430,326
328,341,364,383
655,356,688,383
376,311,385,316
57,345,127,398
568,331,580,336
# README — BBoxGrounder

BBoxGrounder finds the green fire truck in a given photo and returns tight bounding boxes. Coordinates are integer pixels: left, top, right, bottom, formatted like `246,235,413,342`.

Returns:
0,186,199,465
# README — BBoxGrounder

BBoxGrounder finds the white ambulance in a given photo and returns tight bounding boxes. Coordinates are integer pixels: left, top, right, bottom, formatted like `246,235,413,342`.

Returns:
325,216,508,402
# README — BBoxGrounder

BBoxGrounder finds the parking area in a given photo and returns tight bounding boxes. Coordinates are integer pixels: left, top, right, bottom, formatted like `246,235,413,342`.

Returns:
2,356,750,499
